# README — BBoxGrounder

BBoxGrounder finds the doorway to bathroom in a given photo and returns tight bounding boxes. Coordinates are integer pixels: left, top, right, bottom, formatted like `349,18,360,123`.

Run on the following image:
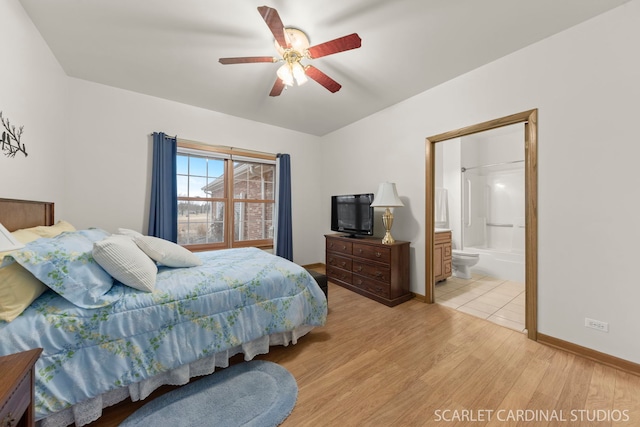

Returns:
424,110,538,340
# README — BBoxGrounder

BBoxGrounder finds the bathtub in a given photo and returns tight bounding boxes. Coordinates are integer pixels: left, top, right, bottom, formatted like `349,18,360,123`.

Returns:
465,246,525,283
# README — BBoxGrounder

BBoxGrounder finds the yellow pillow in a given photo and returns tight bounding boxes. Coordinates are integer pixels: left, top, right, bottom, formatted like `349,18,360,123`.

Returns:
28,220,76,238
10,229,42,244
0,229,41,262
0,221,76,262
0,263,47,322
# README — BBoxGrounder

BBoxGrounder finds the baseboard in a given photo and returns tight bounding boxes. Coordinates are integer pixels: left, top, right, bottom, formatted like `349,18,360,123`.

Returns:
537,333,640,377
302,262,324,270
412,292,427,303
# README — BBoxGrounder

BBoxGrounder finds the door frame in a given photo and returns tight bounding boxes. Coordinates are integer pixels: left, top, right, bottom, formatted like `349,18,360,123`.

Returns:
425,109,538,340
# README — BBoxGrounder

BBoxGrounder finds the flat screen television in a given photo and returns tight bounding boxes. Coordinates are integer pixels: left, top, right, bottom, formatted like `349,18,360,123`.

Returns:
330,193,374,237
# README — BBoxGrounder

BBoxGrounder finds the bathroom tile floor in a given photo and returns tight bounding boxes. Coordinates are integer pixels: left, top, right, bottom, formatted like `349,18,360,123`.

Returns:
435,274,526,333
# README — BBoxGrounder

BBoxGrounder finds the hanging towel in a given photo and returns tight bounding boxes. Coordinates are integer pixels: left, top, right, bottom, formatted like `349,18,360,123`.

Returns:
435,188,449,224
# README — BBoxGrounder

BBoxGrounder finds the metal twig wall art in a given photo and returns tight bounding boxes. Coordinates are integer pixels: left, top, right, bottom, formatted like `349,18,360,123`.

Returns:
1,111,27,158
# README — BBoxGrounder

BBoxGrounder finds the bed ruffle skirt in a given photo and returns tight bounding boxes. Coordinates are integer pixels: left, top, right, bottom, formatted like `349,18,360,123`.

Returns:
37,325,314,427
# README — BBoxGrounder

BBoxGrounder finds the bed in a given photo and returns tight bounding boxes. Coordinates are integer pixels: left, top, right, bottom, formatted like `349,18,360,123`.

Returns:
0,198,327,427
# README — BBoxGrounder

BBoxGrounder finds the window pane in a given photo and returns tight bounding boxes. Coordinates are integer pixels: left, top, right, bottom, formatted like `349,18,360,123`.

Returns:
177,175,188,198
177,201,224,245
234,180,248,199
189,156,207,177
188,175,208,198
263,163,274,199
233,161,275,200
204,176,225,198
177,155,188,175
234,202,274,241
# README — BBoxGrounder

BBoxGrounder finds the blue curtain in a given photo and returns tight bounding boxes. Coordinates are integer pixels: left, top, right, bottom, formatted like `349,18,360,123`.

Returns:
275,153,293,261
148,132,178,242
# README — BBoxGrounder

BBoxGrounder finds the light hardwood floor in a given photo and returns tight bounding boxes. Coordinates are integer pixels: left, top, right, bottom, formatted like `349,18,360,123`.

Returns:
89,282,640,426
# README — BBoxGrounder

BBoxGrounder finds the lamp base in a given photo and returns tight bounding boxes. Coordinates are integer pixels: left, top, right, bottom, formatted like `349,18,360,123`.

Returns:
381,231,395,245
381,208,395,245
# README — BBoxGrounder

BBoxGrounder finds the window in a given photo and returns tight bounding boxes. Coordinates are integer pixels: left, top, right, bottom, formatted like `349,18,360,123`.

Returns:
176,141,276,251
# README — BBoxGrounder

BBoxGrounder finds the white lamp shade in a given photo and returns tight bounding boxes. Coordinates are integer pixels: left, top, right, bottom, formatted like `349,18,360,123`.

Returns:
276,64,294,86
370,182,404,207
0,223,24,252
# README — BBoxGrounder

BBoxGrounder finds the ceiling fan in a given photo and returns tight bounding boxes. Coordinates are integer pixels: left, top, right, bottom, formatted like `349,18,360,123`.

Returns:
219,6,362,97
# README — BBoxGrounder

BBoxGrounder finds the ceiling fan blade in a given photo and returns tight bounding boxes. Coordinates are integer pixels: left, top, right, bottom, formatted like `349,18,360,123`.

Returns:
304,65,342,93
219,56,277,64
257,6,290,49
269,78,286,97
307,33,361,59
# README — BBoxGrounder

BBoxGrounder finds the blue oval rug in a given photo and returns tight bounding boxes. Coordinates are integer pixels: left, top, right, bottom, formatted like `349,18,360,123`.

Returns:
119,360,298,427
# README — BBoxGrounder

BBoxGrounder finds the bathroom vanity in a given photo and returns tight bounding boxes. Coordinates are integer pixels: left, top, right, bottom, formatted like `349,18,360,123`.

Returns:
434,230,452,282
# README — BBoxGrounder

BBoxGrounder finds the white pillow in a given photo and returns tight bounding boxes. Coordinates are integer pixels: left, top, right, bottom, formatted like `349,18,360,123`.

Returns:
117,228,144,238
134,236,202,268
93,235,157,292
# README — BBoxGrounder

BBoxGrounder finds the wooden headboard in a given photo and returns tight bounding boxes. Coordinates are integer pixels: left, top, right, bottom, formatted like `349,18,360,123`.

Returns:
0,198,55,231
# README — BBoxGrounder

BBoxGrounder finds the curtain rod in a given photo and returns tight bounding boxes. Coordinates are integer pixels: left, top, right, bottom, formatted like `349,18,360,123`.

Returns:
150,133,277,159
177,138,276,160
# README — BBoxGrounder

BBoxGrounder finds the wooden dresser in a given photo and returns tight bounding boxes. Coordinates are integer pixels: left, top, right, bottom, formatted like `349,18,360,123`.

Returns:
434,231,452,282
325,234,412,306
0,348,42,427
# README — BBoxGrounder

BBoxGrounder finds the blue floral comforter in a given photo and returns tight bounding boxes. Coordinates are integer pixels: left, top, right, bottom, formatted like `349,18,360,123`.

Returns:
0,248,327,420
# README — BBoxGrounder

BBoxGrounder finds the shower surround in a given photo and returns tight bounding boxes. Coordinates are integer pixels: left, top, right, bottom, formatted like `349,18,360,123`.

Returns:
437,124,525,283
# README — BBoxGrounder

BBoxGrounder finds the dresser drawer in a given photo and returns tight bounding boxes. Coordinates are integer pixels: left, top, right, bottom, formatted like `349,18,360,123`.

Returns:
353,275,390,299
0,371,30,427
326,265,352,284
326,253,352,271
326,238,352,255
352,243,390,263
352,261,391,283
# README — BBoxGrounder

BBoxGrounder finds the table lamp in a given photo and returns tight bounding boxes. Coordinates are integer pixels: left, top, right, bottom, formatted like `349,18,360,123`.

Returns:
370,182,404,244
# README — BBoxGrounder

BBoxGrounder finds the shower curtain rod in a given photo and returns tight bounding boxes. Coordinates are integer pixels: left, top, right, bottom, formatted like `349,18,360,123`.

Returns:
461,159,524,172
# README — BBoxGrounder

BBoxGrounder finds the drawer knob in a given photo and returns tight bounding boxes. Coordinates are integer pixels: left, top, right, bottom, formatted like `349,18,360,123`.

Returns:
342,245,347,250
356,266,363,272
375,252,382,258
340,262,346,267
375,272,383,278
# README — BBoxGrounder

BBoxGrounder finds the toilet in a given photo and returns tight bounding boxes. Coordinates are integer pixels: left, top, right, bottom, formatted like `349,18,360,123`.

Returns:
451,249,480,279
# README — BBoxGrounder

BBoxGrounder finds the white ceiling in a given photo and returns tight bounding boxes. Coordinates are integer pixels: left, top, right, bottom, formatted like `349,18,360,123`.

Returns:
19,0,630,136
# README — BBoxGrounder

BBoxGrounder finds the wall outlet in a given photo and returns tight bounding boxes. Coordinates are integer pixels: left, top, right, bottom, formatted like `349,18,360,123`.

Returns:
585,317,609,332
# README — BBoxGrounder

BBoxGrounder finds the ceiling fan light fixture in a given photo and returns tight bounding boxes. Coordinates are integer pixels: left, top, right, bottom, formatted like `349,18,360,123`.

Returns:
292,62,308,85
219,6,362,96
277,58,308,87
276,63,295,86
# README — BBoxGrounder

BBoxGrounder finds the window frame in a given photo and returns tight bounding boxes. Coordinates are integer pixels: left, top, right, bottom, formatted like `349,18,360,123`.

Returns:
177,140,277,252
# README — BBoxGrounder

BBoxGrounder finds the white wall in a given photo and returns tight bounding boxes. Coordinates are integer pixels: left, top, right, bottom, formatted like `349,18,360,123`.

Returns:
63,79,323,265
321,0,640,363
0,0,68,204
1,0,324,266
